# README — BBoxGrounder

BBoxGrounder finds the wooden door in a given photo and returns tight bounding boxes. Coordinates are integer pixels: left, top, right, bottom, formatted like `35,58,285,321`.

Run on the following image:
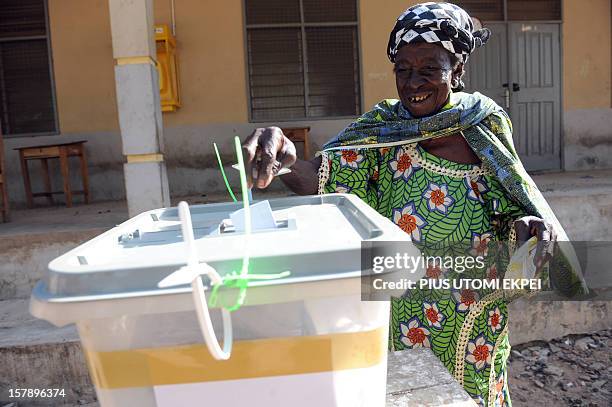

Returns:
462,22,562,171
462,22,508,110
508,22,562,171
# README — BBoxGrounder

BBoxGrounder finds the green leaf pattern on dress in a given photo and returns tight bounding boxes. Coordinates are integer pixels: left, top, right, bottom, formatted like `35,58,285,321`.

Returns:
324,144,526,406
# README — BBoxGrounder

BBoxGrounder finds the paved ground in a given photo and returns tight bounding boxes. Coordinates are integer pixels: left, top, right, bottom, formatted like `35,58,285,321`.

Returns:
1,170,610,406
3,329,609,406
2,168,610,237
0,189,289,237
531,168,612,195
508,329,611,407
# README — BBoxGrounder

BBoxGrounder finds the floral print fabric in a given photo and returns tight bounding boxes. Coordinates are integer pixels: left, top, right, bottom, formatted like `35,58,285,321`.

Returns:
322,143,525,406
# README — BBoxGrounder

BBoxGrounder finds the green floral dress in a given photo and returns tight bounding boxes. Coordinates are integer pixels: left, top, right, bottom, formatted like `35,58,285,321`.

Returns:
319,142,528,407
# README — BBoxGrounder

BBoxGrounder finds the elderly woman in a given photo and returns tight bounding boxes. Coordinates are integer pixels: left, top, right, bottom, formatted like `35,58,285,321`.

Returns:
243,3,587,406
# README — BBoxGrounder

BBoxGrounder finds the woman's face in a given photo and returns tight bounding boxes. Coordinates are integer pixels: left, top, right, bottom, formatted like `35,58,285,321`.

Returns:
394,43,462,117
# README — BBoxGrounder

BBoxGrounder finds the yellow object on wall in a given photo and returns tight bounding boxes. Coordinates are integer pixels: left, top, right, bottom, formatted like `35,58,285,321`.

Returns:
155,24,180,112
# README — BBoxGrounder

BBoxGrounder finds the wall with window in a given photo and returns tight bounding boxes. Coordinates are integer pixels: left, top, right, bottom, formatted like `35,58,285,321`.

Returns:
2,0,611,205
17,0,612,134
245,0,361,121
45,0,406,133
0,0,58,136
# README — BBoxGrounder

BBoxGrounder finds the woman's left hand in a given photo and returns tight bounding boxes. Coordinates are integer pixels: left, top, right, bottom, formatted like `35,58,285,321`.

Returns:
514,216,557,269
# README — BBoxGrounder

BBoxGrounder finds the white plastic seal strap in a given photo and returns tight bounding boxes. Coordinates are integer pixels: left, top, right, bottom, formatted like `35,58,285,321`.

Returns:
179,201,233,360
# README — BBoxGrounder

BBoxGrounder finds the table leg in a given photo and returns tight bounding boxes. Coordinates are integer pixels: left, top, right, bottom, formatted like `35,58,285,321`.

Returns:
303,136,311,160
41,158,54,204
19,151,34,208
59,147,72,207
79,146,90,204
0,182,8,222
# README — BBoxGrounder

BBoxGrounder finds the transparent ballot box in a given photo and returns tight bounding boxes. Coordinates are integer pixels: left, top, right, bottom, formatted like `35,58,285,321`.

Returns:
31,194,416,407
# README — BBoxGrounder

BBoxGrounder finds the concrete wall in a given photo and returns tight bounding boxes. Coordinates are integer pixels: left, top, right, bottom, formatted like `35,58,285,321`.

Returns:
4,0,252,206
359,0,418,109
357,0,612,171
563,109,612,170
48,0,413,129
49,0,119,134
2,0,611,207
1,0,125,206
162,120,352,197
49,0,250,132
562,0,612,170
6,0,416,206
153,0,249,125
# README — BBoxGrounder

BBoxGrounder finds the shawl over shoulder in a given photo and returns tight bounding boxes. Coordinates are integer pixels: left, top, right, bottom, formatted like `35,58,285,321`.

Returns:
322,92,588,297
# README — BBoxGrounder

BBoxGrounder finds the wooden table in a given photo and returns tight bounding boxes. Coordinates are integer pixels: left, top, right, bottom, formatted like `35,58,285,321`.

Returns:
0,128,9,222
282,127,311,160
15,141,89,208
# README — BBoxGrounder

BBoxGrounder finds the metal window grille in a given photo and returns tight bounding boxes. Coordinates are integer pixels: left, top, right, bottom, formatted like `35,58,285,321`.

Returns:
507,0,561,21
451,0,561,21
0,0,57,136
245,0,360,121
450,0,504,21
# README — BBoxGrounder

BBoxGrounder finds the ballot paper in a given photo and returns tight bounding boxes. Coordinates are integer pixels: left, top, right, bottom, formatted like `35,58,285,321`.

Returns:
506,236,538,280
230,200,277,232
231,163,291,176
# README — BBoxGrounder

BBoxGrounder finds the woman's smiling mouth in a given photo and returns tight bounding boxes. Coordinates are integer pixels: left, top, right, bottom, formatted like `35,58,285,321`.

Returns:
408,93,432,103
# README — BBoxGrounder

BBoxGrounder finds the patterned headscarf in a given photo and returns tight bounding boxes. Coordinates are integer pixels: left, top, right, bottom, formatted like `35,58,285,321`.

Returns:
387,2,490,64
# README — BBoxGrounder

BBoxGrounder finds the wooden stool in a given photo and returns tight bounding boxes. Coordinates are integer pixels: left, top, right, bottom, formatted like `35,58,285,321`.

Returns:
282,127,311,160
15,141,90,208
0,127,9,222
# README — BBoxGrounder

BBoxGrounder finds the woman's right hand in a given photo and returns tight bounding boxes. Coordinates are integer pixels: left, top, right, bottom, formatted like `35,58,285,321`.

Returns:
242,127,297,189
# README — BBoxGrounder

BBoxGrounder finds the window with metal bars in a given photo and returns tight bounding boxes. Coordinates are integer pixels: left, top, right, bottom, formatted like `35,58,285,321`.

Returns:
450,0,561,21
245,0,361,121
0,0,57,136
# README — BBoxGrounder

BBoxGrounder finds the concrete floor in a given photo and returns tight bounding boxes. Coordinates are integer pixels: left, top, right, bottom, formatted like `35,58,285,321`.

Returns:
0,299,477,407
1,169,609,238
0,169,610,406
0,188,290,237
0,199,129,237
531,168,612,195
